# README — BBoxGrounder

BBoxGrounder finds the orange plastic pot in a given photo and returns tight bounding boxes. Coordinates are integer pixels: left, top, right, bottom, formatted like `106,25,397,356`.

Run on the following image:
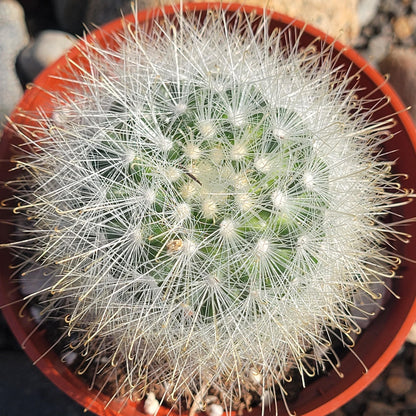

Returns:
1,3,416,416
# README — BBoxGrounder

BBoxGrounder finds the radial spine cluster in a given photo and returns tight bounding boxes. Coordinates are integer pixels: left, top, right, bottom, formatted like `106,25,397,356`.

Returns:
9,5,404,414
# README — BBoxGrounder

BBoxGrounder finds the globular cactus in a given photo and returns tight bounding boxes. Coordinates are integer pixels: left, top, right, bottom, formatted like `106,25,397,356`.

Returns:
5,5,408,415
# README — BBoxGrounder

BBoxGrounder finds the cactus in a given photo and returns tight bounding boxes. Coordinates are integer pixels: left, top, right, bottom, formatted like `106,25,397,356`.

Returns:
5,5,409,415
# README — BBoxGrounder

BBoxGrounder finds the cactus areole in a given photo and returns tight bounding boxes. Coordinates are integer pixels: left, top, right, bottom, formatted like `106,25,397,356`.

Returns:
1,3,416,416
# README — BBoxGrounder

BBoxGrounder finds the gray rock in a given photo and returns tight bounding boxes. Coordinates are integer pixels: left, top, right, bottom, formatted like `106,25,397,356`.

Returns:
357,0,381,26
361,34,392,67
17,30,76,82
353,279,391,330
393,15,416,40
379,48,416,123
0,0,29,129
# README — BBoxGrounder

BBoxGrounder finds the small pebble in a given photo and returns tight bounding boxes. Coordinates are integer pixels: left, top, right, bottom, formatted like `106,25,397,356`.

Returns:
393,15,416,39
17,30,76,82
205,395,220,405
29,305,42,324
363,400,398,416
19,268,50,296
261,390,274,407
386,375,413,396
388,362,406,377
144,392,160,415
357,0,381,26
207,403,223,416
248,368,262,384
361,34,392,65
61,351,78,365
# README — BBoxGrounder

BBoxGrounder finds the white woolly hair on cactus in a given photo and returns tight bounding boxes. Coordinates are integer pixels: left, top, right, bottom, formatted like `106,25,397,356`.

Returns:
3,3,412,415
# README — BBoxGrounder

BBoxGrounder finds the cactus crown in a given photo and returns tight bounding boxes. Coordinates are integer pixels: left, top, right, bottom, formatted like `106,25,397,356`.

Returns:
7,5,406,415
